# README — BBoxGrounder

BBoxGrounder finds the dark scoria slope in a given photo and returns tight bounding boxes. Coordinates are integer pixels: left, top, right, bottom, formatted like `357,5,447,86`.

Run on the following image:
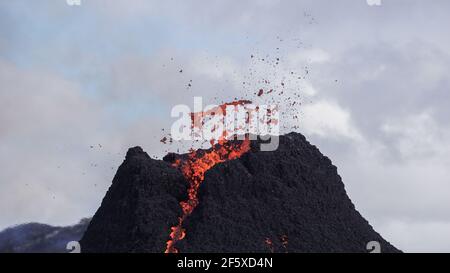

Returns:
80,147,187,252
175,133,399,252
81,132,400,253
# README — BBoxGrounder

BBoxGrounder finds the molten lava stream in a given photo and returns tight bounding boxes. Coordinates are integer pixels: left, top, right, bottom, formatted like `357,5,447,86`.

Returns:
165,138,250,253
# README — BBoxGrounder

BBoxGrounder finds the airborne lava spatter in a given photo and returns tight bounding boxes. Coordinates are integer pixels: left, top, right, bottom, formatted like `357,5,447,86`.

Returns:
165,101,252,253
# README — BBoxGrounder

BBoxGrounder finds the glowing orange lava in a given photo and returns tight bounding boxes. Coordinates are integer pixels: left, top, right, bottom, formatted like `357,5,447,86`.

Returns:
165,101,252,253
165,138,250,253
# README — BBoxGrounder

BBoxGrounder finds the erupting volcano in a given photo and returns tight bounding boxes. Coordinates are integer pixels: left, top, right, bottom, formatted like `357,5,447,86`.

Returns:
80,132,400,253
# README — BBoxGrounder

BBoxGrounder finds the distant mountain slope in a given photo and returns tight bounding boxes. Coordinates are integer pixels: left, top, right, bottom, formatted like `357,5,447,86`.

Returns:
0,218,90,253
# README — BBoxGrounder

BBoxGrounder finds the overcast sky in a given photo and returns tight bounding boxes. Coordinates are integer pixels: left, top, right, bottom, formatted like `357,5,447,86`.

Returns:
1,0,450,252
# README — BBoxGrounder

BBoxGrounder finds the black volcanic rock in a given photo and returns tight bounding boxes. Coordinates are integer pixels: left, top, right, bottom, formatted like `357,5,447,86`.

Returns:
80,147,188,252
81,133,400,253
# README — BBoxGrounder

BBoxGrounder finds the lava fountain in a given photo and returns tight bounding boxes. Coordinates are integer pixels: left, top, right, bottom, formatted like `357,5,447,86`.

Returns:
165,101,252,253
